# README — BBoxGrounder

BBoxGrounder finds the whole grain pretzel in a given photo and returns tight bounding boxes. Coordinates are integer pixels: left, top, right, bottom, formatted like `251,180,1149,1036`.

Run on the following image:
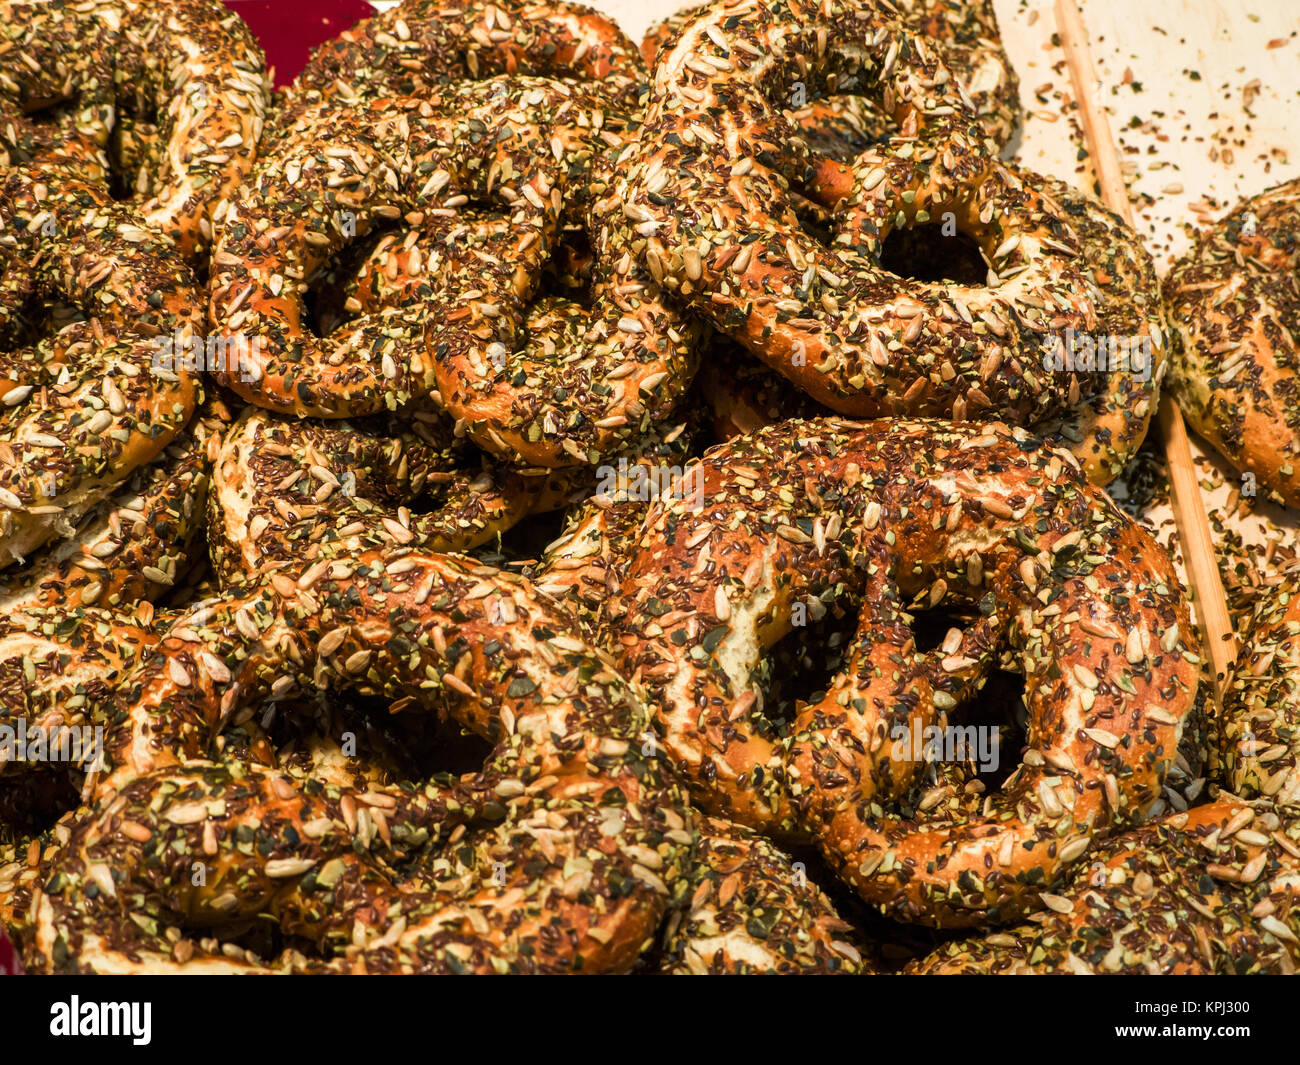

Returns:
910,801,1300,973
534,415,699,639
209,80,608,419
0,164,200,569
0,402,222,613
1220,562,1300,804
426,128,700,468
209,405,538,588
1165,178,1300,507
657,815,866,974
0,0,270,260
282,0,647,127
25,550,692,973
614,418,1199,926
623,0,1160,484
641,0,1021,149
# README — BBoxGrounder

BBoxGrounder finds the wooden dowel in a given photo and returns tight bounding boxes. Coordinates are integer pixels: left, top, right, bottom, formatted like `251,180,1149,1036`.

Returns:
1054,0,1238,702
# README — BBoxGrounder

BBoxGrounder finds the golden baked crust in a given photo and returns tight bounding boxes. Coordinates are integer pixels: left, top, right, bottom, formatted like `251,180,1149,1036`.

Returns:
909,801,1300,974
613,417,1198,926
1166,177,1300,508
0,0,270,260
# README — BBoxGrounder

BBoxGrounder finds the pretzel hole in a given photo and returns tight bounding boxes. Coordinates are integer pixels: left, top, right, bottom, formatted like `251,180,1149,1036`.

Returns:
473,507,568,567
0,761,80,838
878,224,987,285
762,598,860,727
905,605,1025,793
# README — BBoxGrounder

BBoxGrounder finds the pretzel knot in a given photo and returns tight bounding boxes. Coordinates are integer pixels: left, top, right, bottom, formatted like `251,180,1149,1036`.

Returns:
0,164,201,571
0,0,270,260
22,550,692,973
613,418,1199,927
621,0,1161,485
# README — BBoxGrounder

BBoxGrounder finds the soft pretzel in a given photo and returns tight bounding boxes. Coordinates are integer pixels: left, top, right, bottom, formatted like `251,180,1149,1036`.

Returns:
534,416,699,639
657,815,866,974
428,131,701,467
209,405,537,588
24,550,692,973
1165,178,1300,507
641,0,1021,149
0,0,270,260
0,403,220,613
909,801,1300,974
613,417,1198,926
622,0,1161,485
283,0,646,125
0,164,200,569
1220,562,1300,804
210,80,610,419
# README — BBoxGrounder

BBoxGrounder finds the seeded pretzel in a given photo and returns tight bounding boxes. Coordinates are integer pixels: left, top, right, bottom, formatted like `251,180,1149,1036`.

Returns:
0,0,270,260
0,404,221,613
24,550,692,973
210,81,608,419
614,418,1198,926
657,816,866,974
0,165,200,569
534,416,699,639
209,405,538,588
623,0,1160,485
429,135,701,467
283,0,646,126
641,0,1021,149
1220,562,1300,804
910,801,1300,973
1166,178,1300,507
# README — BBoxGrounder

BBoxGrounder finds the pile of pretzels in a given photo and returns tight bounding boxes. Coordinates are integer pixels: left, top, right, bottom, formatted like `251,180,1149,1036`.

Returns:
0,0,1297,976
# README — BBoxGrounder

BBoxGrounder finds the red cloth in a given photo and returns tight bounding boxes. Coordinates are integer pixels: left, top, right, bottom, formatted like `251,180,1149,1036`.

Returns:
0,926,20,975
223,0,376,87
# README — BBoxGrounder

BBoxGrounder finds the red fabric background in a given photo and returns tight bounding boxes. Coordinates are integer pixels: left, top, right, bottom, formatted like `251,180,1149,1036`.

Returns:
224,0,376,87
0,926,20,975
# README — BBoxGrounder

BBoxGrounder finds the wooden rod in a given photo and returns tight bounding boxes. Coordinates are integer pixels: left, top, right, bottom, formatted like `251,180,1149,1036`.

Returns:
1054,0,1238,702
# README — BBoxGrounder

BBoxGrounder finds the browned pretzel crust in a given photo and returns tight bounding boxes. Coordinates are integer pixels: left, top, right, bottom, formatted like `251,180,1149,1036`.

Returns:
641,0,1021,149
910,801,1300,973
23,550,692,973
283,0,647,125
614,418,1198,926
1166,177,1300,507
0,164,200,569
211,81,612,420
0,404,221,613
657,815,866,973
1220,563,1300,803
0,0,270,260
209,405,537,588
